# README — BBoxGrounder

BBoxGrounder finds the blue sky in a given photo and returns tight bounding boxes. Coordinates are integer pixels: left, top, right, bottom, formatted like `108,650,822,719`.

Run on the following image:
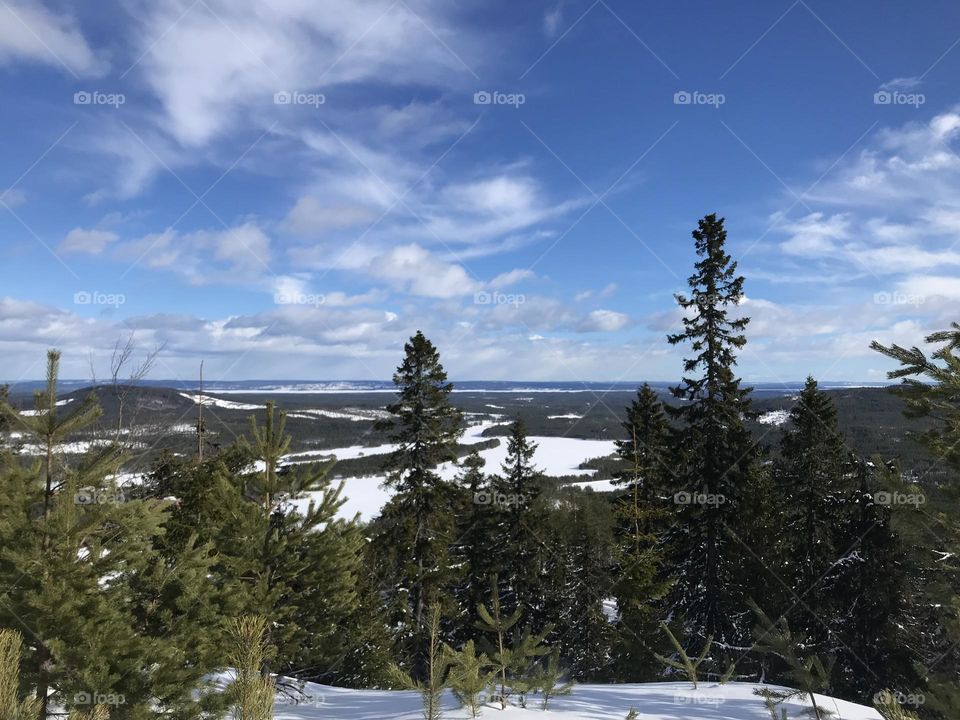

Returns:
2,0,959,382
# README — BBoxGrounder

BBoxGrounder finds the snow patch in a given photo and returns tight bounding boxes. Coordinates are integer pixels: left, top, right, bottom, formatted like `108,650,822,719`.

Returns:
757,409,791,426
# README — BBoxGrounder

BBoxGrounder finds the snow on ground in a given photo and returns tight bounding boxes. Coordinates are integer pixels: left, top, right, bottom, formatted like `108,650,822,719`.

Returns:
757,409,791,426
179,393,263,411
288,420,618,520
273,681,881,719
547,413,583,420
567,479,619,492
19,398,75,415
287,408,390,422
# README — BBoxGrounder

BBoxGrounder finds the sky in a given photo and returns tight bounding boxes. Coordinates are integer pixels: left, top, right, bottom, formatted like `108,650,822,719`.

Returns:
1,0,959,383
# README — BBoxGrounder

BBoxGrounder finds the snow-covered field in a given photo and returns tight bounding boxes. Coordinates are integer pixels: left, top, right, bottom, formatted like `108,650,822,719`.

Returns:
287,420,618,520
273,681,881,719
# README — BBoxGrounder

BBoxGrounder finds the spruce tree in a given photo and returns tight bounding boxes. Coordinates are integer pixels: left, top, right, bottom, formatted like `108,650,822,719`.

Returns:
491,417,545,623
611,384,673,680
769,377,855,651
829,458,918,702
872,325,960,715
665,213,757,648
370,331,463,678
449,450,498,641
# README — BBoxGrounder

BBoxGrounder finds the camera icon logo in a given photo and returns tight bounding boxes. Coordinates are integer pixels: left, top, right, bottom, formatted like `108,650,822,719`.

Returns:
874,90,892,105
474,90,492,105
474,491,492,505
673,90,692,105
274,91,292,105
73,91,92,105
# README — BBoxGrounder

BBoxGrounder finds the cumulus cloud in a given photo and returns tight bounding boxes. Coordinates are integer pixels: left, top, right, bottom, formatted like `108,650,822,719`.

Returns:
370,244,479,298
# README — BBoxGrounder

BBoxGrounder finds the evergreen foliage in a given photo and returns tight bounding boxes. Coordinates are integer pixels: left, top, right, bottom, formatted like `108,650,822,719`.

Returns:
665,214,758,648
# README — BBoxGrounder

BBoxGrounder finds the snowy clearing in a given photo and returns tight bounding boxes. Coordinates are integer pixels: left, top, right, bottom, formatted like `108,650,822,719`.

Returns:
757,409,791,426
272,681,881,719
547,413,583,419
288,420,618,520
179,393,263,411
287,408,390,422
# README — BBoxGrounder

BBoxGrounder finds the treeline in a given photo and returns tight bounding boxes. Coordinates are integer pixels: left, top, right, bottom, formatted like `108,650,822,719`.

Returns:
0,214,956,720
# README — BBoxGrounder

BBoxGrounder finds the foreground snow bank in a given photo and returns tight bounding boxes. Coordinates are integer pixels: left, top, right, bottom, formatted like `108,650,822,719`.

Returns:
273,681,881,720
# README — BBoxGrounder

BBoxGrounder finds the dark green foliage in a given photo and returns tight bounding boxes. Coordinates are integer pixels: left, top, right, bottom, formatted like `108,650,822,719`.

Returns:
611,385,673,680
370,331,463,678
449,450,498,641
872,326,960,715
491,417,546,623
0,352,220,720
541,492,616,681
665,214,759,648
749,600,835,720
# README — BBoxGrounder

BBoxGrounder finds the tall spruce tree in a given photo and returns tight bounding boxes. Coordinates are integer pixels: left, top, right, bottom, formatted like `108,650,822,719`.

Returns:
611,385,673,680
370,331,463,678
665,213,758,648
492,417,545,623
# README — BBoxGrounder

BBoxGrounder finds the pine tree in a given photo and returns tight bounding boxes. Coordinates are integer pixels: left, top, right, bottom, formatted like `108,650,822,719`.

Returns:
476,576,522,710
444,640,493,718
0,629,41,720
665,213,758,648
531,647,573,710
227,616,275,720
491,417,545,623
748,600,835,720
611,385,673,680
0,351,219,719
370,332,463,677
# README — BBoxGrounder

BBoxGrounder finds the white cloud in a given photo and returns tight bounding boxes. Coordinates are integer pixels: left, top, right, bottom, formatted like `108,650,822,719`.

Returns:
0,1,106,76
370,243,478,298
117,222,273,283
60,228,120,254
580,309,629,332
283,197,379,237
129,0,478,146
